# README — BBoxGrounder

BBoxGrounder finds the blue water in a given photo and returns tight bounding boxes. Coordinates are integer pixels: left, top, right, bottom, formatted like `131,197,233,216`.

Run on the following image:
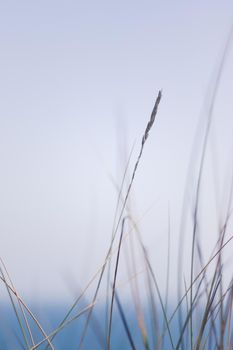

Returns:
0,302,181,349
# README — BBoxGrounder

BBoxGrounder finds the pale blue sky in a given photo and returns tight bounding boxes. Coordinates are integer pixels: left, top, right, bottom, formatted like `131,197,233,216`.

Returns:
0,1,233,301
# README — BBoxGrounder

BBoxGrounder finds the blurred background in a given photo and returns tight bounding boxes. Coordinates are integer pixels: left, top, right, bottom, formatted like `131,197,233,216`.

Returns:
0,0,233,309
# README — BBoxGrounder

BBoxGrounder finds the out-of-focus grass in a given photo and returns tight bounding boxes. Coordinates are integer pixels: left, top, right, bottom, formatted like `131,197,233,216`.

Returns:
1,26,233,350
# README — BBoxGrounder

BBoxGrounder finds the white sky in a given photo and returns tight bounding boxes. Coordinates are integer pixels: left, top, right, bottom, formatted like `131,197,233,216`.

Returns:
0,1,233,302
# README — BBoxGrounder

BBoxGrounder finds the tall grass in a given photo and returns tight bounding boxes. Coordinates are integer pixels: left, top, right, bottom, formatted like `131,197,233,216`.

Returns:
1,27,233,350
